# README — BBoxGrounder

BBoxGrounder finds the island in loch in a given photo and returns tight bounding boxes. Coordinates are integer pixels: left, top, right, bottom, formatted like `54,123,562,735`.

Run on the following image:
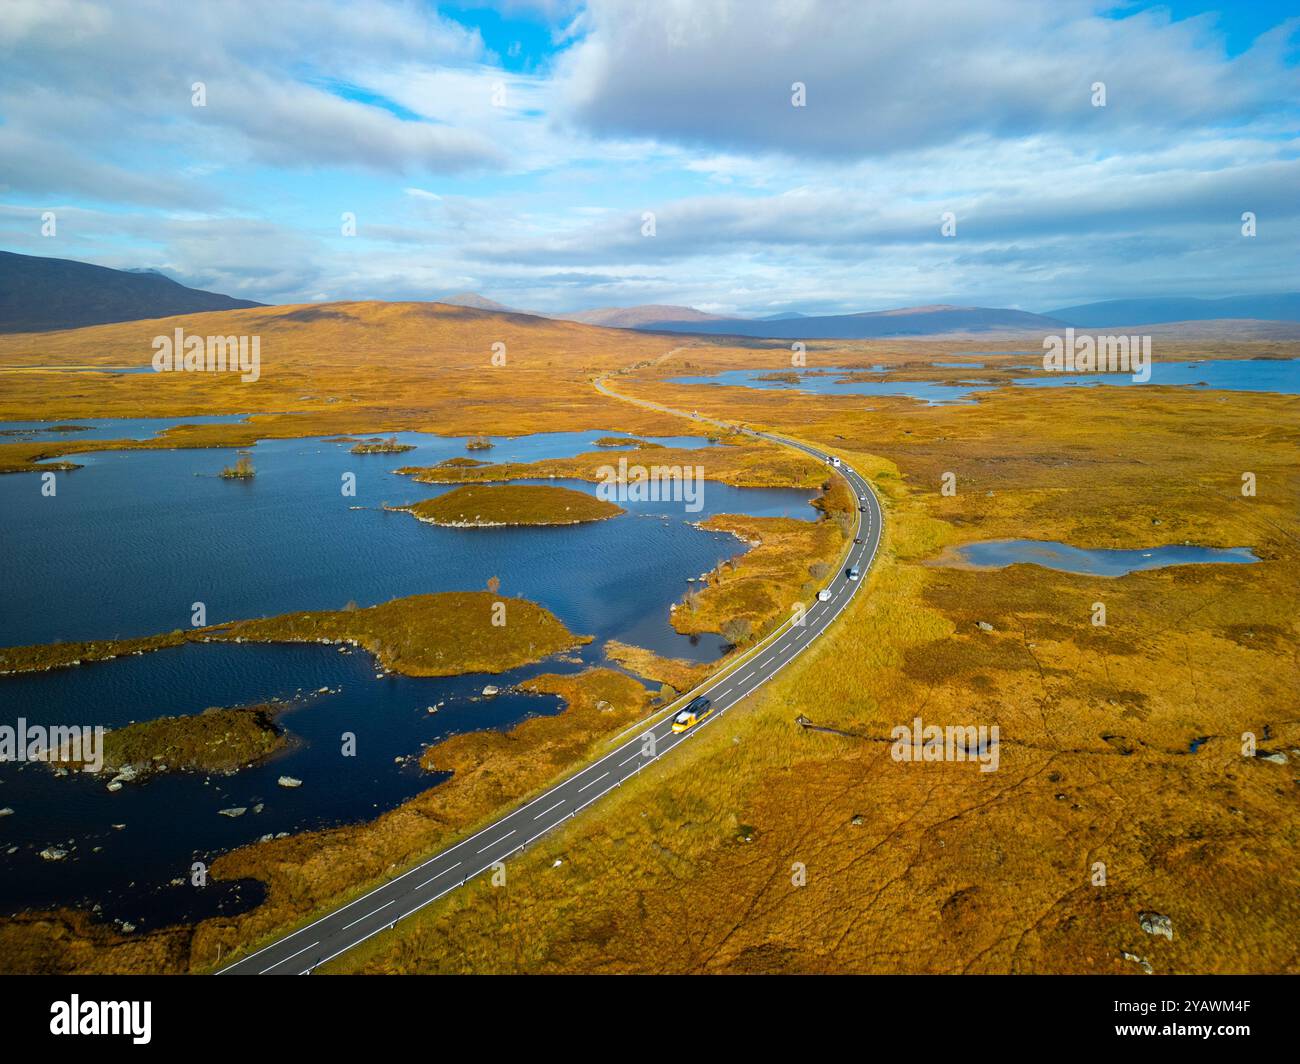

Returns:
393,484,624,527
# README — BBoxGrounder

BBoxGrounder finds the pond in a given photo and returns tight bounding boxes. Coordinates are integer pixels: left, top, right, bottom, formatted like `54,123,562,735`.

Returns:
938,539,1259,577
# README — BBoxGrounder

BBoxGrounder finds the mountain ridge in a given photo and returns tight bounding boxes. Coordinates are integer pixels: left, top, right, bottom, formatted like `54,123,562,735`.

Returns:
0,250,264,334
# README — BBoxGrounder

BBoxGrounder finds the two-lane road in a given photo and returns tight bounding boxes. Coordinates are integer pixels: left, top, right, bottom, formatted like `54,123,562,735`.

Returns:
220,383,882,974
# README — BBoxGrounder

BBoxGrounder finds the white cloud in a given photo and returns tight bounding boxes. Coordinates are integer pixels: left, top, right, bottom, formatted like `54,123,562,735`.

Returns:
3,0,1297,313
557,0,1300,159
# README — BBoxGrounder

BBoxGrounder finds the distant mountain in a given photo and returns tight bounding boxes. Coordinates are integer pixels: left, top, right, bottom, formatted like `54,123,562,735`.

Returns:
440,292,528,315
0,250,264,333
757,311,807,320
1049,294,1300,327
636,304,1069,339
561,304,730,329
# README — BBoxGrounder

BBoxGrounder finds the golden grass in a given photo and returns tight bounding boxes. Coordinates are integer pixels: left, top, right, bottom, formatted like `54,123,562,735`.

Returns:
0,302,696,474
671,513,844,639
601,639,710,693
0,592,587,678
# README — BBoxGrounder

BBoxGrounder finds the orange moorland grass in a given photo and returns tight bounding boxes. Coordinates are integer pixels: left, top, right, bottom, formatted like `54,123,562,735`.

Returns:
0,301,696,473
0,592,587,677
600,640,712,694
670,511,847,640
324,353,1300,975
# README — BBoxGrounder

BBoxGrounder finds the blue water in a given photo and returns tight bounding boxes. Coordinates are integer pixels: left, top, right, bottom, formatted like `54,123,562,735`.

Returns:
944,539,1259,577
0,427,816,923
1009,358,1300,393
0,641,586,926
932,361,986,368
0,430,807,653
668,367,986,405
668,358,1300,404
0,414,252,442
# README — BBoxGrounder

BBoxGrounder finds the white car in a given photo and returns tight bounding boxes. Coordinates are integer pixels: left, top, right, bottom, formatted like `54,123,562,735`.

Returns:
817,589,832,601
847,566,861,582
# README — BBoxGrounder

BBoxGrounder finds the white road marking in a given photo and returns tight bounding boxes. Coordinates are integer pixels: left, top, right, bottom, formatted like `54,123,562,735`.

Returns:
261,940,318,974
577,771,609,793
477,830,515,854
416,862,462,889
341,899,394,931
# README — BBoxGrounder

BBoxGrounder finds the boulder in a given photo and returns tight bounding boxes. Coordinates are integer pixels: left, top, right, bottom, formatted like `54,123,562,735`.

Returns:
1138,911,1174,941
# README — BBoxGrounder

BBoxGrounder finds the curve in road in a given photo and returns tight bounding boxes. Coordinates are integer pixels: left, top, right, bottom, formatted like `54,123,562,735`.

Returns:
219,377,882,974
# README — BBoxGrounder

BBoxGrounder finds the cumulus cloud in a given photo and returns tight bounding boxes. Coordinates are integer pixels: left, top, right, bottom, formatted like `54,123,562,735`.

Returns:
0,0,503,196
557,0,1300,159
2,0,1297,312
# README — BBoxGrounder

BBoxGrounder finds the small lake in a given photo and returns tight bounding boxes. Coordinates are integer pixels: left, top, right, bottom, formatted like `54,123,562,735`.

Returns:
668,367,986,405
1009,358,1300,393
667,359,1300,404
940,539,1260,577
0,414,252,442
0,426,816,924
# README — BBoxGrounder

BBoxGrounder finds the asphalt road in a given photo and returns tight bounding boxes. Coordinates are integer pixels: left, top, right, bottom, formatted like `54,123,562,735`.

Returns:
219,383,882,974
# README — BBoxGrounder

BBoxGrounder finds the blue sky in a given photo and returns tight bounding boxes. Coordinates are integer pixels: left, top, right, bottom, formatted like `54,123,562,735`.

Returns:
1,0,1296,315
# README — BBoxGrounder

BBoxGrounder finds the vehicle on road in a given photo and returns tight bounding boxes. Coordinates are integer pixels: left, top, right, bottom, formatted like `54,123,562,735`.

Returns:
829,456,841,467
854,537,863,545
817,588,832,601
847,565,861,581
672,695,713,732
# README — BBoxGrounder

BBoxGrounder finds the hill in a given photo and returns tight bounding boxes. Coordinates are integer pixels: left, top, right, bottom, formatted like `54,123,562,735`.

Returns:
1048,293,1300,327
562,304,730,329
0,250,264,333
439,292,530,315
